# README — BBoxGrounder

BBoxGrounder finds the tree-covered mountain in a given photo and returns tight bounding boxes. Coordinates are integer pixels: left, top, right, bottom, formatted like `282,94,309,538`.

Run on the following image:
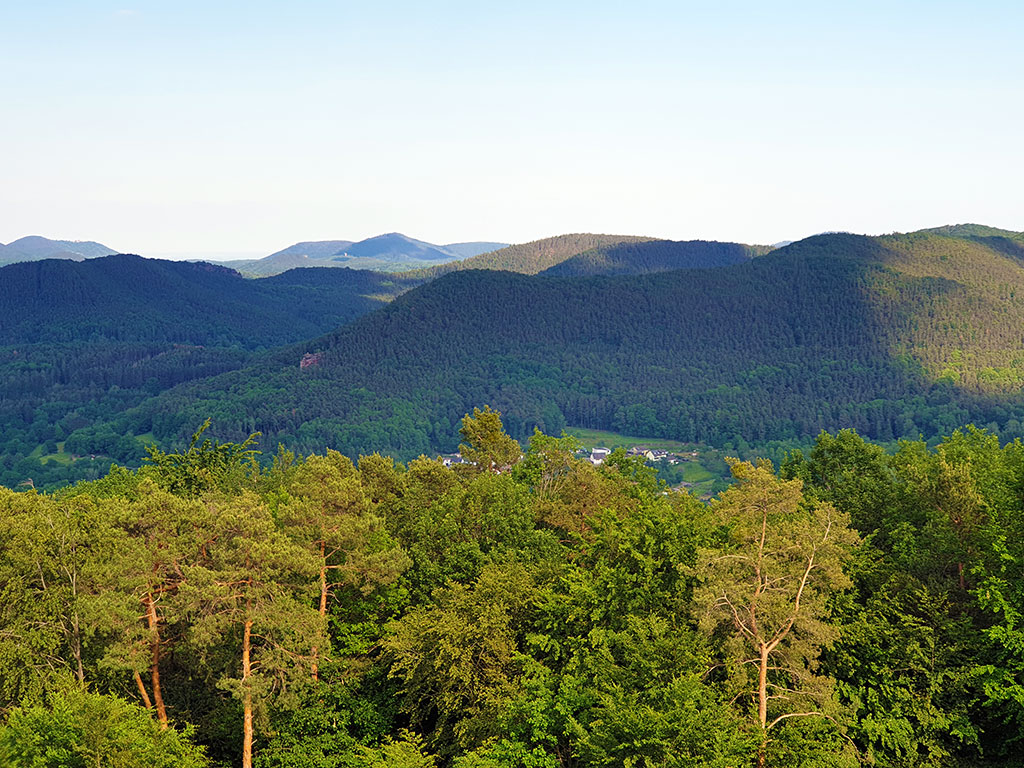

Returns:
0,235,118,266
221,241,357,276
538,239,773,277
0,255,418,488
268,239,357,259
0,254,412,346
337,233,459,264
7,224,1024,490
413,233,659,277
917,222,1024,241
104,228,1024,464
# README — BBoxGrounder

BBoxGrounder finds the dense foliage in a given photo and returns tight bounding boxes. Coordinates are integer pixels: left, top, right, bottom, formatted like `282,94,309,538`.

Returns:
539,239,771,277
2,413,1023,768
7,226,1024,492
106,229,1024,466
0,255,411,346
412,234,657,278
0,256,417,489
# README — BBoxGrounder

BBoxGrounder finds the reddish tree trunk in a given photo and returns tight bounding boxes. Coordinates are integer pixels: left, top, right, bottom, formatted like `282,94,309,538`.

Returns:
242,619,254,768
757,642,769,768
144,594,168,728
133,670,153,710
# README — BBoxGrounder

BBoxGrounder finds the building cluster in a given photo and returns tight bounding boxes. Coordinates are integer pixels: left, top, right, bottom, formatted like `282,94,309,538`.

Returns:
586,445,698,466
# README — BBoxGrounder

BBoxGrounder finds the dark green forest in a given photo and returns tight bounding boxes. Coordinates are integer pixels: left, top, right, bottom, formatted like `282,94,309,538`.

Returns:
0,237,774,489
3,412,1024,768
6,227,1024,493
0,256,417,489
538,240,771,277
92,229,1024,472
411,234,657,278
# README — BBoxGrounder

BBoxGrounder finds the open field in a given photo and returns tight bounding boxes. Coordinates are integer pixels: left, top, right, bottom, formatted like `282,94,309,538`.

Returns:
564,427,699,452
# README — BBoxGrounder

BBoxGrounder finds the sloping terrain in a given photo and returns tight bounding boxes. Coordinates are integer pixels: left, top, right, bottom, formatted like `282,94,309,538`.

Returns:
0,256,415,487
413,233,658,277
0,255,410,346
539,239,772,277
105,228,1024,462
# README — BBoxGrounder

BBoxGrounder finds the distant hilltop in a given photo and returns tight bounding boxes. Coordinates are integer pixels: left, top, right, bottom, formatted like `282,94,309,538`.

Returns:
213,233,510,276
0,232,509,274
0,236,118,266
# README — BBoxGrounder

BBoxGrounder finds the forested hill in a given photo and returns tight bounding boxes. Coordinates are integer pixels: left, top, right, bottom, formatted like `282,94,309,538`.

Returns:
108,227,1024,461
917,222,1024,241
539,239,773,277
0,256,418,488
412,233,658,277
0,255,410,346
0,235,118,266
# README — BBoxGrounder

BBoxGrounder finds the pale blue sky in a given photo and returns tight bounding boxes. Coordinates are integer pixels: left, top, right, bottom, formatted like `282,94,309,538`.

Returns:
1,1,1021,257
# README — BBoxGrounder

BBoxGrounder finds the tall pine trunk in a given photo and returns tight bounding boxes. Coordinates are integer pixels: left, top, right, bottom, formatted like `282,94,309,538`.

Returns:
311,541,327,681
133,670,153,710
144,593,168,728
757,642,769,768
242,619,254,768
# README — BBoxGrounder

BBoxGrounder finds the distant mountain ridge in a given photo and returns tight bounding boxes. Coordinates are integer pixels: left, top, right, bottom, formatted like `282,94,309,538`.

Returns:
224,233,509,276
0,236,118,266
916,223,1024,241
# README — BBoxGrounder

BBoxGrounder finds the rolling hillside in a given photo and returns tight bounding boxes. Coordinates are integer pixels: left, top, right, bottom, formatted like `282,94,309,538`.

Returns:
0,255,411,346
413,233,658,277
98,227,1024,463
0,256,417,488
539,239,773,277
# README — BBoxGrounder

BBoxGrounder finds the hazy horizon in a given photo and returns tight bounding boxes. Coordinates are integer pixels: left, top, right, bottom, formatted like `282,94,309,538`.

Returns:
8,222,1023,264
2,1,1021,255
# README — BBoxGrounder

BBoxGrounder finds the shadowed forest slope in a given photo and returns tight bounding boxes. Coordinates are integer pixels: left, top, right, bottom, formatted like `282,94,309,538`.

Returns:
105,229,1024,460
539,239,773,277
0,255,415,346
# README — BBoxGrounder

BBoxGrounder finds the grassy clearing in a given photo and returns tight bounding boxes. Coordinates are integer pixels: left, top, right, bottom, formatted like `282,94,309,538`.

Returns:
36,442,74,466
680,462,715,483
564,427,698,452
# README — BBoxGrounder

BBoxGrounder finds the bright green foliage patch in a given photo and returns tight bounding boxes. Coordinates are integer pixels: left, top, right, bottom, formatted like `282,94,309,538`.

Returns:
2,413,1024,766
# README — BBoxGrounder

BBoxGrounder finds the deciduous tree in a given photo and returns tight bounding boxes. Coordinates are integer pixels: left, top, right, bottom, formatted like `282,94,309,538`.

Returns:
694,460,858,767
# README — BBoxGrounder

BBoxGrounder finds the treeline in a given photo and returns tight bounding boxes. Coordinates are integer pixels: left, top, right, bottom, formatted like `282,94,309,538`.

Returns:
2,412,1024,767
411,234,656,278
